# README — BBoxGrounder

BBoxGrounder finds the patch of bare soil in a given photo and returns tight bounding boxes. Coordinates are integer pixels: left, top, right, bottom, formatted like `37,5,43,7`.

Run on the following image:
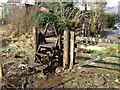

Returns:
60,67,120,88
58,48,120,88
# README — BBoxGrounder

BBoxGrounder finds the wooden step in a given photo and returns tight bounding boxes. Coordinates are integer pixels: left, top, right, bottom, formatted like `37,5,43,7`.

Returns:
35,53,53,57
46,40,56,44
45,35,56,38
35,53,48,56
38,49,51,54
45,37,58,40
39,43,55,48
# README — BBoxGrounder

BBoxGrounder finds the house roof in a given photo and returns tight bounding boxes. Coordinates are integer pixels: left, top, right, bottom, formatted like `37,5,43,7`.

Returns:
7,0,22,3
0,0,37,5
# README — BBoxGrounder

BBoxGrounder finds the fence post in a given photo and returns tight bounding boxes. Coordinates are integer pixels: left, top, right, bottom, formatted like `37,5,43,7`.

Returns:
82,24,85,37
69,31,75,70
63,30,70,69
33,27,38,54
58,31,62,60
0,63,2,89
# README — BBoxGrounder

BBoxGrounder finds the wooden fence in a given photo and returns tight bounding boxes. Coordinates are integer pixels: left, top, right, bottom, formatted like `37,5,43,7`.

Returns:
0,63,2,89
63,30,118,70
33,28,118,70
63,30,75,69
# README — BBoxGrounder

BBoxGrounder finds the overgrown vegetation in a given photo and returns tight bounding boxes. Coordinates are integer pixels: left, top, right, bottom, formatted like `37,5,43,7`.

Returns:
103,13,117,29
36,2,106,38
1,4,39,37
8,6,39,37
1,2,107,37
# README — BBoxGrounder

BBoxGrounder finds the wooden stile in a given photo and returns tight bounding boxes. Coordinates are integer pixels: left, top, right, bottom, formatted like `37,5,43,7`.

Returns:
69,31,75,70
33,27,38,54
0,63,2,89
63,30,70,69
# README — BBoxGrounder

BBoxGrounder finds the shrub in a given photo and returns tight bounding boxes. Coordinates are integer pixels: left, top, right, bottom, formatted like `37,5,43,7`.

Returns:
103,13,117,28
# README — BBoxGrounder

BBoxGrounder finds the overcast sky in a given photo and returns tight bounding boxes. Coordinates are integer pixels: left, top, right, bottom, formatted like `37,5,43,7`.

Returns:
0,0,119,7
106,0,119,7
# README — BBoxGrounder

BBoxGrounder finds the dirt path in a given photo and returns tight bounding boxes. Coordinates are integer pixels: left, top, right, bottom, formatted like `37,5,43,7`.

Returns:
103,29,118,41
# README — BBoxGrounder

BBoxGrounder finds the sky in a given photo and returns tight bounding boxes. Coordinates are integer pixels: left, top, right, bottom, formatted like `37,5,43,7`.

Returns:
106,0,120,7
0,0,119,7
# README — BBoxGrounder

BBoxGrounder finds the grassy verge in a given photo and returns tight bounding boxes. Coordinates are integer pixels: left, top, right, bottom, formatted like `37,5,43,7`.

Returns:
84,44,120,58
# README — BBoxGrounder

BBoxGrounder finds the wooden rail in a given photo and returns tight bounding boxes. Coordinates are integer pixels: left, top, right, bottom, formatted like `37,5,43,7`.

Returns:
76,36,118,44
0,63,2,89
63,30,118,70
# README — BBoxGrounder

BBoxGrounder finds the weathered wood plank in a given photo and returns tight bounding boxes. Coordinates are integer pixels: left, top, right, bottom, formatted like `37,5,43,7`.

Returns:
0,63,2,89
39,44,55,48
63,30,70,69
33,27,38,53
69,31,75,70
43,23,49,36
77,56,101,69
82,24,85,37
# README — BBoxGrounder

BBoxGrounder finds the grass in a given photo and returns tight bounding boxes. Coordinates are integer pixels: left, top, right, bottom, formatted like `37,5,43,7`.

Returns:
78,44,120,73
83,65,120,72
63,67,120,88
11,37,27,41
84,49,120,58
72,43,120,87
0,45,18,52
83,43,120,57
95,60,120,66
77,43,120,73
80,58,120,73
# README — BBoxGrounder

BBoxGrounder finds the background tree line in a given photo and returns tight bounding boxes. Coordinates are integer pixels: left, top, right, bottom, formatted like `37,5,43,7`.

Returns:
1,1,108,37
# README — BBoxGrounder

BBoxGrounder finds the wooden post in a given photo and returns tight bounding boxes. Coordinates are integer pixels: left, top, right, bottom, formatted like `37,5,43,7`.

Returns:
82,24,85,37
69,31,75,70
87,25,90,37
58,33,62,60
33,27,38,54
63,30,70,69
0,63,2,89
